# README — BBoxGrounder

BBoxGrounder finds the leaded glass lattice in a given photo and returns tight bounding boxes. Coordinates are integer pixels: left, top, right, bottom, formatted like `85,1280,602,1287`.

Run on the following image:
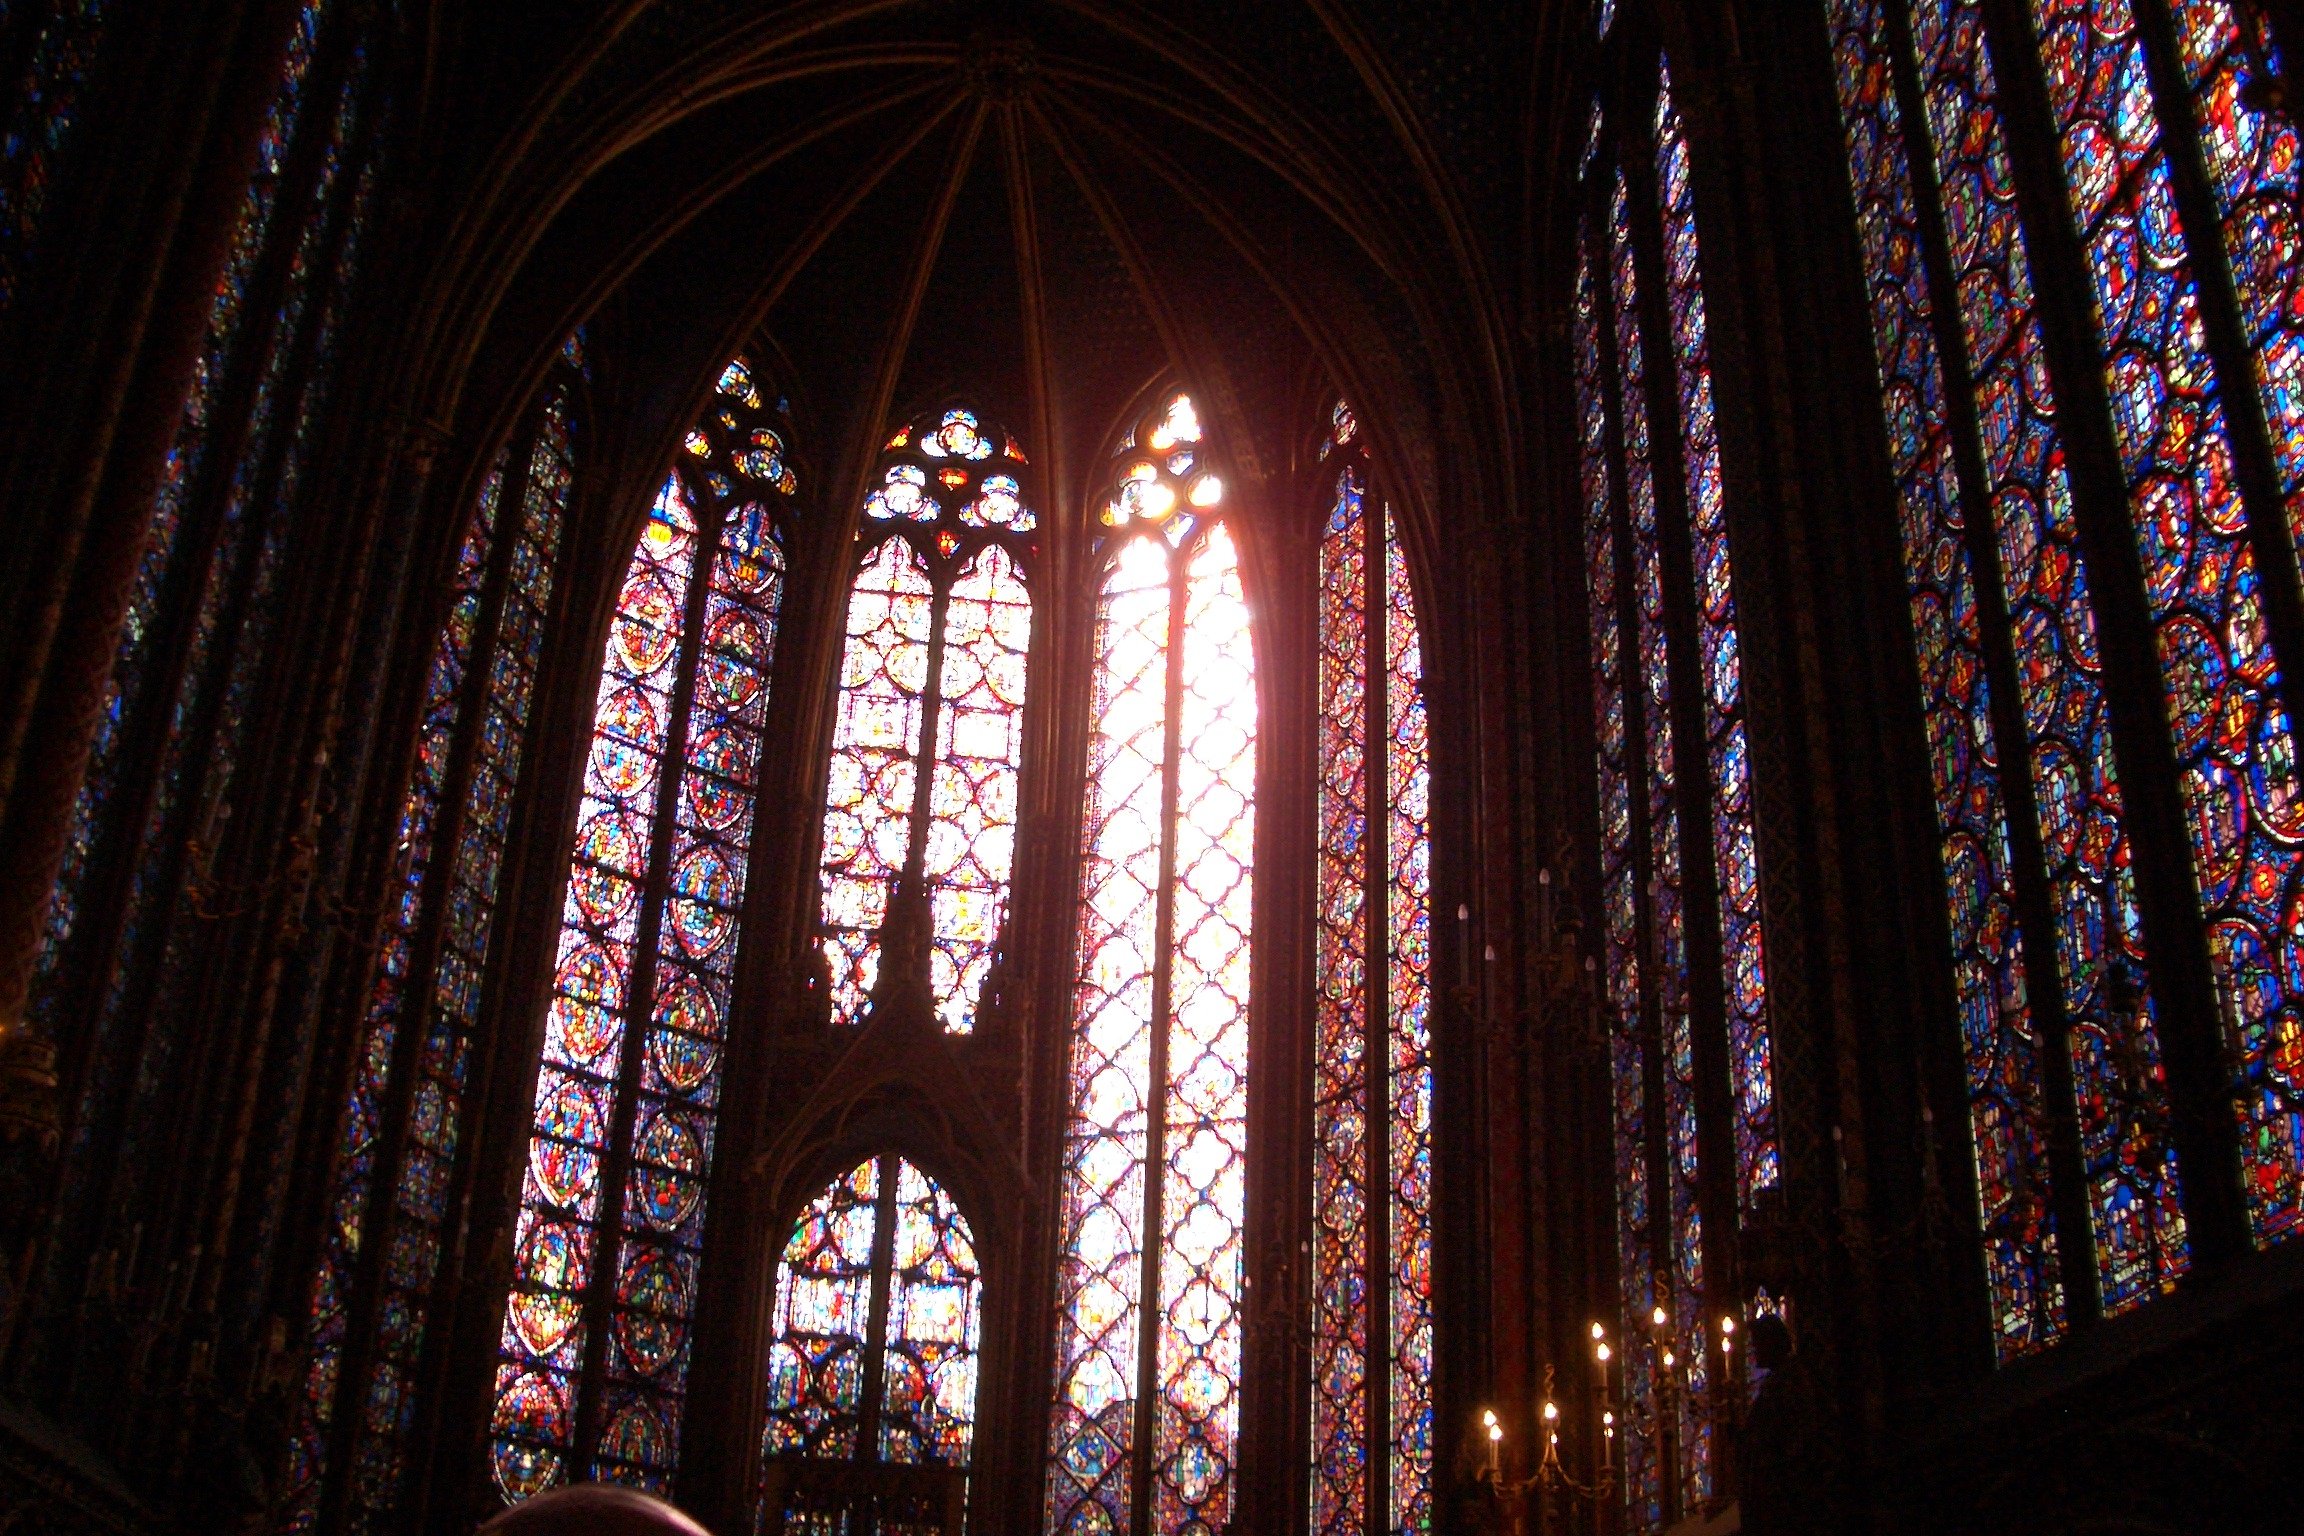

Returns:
818,407,1033,1035
1311,403,1434,1536
759,1153,982,1507
1045,393,1254,1536
490,359,796,1500
285,364,577,1530
1824,0,2075,1353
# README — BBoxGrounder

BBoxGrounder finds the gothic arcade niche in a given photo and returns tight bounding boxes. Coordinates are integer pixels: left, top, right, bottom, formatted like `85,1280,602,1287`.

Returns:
11,2,2304,1535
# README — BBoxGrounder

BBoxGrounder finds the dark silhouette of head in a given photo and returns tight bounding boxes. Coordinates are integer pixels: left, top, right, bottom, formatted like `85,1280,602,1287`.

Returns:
478,1484,714,1536
1749,1312,1794,1373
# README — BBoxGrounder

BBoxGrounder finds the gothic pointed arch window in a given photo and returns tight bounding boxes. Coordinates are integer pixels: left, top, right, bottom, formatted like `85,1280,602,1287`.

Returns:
756,1154,984,1529
816,405,1035,1034
33,0,378,1055
489,358,798,1500
1823,0,2304,1361
284,339,584,1531
1575,37,1781,1525
1043,390,1256,1536
1309,400,1435,1536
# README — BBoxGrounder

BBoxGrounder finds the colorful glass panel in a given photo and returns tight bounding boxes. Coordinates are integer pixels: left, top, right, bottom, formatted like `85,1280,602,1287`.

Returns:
0,0,112,313
1311,442,1434,1536
2029,0,2304,1251
1577,223,1661,1528
492,360,792,1500
1048,399,1255,1536
819,408,1035,1034
819,540,934,1022
2168,0,2304,556
926,546,1030,1034
33,0,336,1034
1910,0,2188,1319
881,1158,984,1466
1047,535,1168,1536
1312,469,1371,1536
2032,0,2257,1284
1382,507,1435,1535
1655,72,1780,1204
757,1155,982,1527
285,376,575,1528
1614,167,1710,1506
1825,0,2071,1353
763,1161,882,1461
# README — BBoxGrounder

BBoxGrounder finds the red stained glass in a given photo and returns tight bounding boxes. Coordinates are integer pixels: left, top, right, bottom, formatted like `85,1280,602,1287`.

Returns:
2084,0,2304,1250
1576,217,1662,1527
758,1156,982,1525
2028,0,2237,1283
1311,420,1433,1536
289,366,575,1526
1614,165,1711,1508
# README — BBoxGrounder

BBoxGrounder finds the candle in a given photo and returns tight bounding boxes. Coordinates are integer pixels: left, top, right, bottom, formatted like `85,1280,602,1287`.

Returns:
1457,903,1472,993
1481,1408,1501,1479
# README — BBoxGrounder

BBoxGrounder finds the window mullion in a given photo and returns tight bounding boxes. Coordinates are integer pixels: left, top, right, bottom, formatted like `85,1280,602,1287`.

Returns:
1360,487,1392,1536
1877,0,2106,1326
887,549,953,1009
855,1153,904,1464
571,507,725,1463
1130,543,1191,1533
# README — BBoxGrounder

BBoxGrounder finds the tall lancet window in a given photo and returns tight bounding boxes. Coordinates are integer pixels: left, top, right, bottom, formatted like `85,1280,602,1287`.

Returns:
1310,400,1434,1536
817,406,1035,1033
756,1154,984,1529
1575,50,1779,1526
1044,392,1256,1536
285,341,582,1531
490,359,796,1499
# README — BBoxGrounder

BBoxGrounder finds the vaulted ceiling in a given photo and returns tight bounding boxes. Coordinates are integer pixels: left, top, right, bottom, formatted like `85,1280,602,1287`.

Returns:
399,0,1587,537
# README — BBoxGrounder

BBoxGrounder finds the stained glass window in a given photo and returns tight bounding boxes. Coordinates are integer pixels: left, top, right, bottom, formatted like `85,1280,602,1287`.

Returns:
490,358,797,1501
0,0,112,314
1580,55,1786,1518
1044,392,1254,1536
1576,216,1663,1530
2020,0,2304,1257
818,406,1033,1034
1824,0,2077,1352
281,352,580,1532
758,1153,982,1524
1310,401,1434,1536
32,0,352,1040
1810,0,2304,1339
1655,77,1779,1205
2158,0,2304,1252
